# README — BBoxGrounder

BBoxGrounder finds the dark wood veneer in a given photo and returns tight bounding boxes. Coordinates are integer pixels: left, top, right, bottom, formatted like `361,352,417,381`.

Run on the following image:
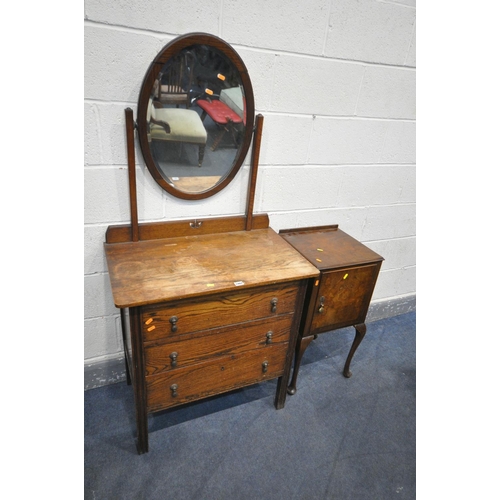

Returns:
280,225,383,393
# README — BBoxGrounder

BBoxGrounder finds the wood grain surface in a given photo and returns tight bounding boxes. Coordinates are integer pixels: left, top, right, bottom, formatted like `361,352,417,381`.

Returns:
146,343,289,411
280,225,383,270
104,228,319,308
311,264,380,333
144,314,293,375
141,282,298,341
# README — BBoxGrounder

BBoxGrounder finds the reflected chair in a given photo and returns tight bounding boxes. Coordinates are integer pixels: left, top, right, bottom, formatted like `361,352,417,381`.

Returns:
157,52,195,108
147,100,207,167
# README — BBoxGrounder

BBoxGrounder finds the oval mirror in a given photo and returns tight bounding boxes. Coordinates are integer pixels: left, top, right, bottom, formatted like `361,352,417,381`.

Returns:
136,33,255,200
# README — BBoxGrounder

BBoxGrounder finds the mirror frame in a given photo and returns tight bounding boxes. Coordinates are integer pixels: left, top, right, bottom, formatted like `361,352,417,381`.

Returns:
136,33,255,200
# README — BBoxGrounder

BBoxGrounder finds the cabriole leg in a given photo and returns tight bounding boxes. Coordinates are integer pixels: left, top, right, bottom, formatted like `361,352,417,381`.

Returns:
343,323,367,378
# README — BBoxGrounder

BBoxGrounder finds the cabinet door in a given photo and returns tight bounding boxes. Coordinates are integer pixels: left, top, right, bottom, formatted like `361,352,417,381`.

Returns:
310,264,380,333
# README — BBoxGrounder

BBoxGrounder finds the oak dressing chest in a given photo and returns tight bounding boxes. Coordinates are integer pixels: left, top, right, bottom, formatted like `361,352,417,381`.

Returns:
103,33,319,453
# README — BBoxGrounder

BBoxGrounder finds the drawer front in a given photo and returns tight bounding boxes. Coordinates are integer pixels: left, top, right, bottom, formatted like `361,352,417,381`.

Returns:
311,264,380,333
141,282,299,342
144,314,293,376
146,343,289,412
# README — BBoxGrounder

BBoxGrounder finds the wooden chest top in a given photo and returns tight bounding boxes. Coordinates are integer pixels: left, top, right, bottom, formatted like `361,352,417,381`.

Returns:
104,227,319,308
280,226,383,271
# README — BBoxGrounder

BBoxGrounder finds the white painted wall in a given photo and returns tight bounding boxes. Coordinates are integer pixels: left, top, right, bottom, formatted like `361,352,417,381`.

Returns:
84,0,416,379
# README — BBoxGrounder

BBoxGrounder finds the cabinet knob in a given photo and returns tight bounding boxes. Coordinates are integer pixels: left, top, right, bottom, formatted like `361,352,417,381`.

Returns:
169,316,178,332
170,384,178,397
266,331,273,344
318,296,326,314
262,361,269,373
270,298,278,313
169,352,178,368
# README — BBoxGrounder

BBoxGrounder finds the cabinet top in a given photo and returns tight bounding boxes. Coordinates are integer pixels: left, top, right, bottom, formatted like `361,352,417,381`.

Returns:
104,228,319,308
279,225,384,271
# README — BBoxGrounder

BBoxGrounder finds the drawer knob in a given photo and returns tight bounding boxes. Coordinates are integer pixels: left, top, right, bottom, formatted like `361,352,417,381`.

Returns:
270,298,278,313
266,331,273,344
169,352,178,368
318,296,326,314
170,384,178,397
262,361,269,373
169,316,178,333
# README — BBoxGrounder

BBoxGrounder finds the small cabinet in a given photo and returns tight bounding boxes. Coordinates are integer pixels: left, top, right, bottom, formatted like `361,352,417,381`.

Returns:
279,225,383,394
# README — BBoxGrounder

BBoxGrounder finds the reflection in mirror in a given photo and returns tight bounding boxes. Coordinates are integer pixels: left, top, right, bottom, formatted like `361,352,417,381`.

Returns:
147,44,246,195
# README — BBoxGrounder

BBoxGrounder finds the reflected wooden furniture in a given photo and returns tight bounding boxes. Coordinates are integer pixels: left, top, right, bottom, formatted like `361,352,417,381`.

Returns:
157,52,195,108
105,218,318,454
170,175,221,192
197,98,243,150
279,225,383,394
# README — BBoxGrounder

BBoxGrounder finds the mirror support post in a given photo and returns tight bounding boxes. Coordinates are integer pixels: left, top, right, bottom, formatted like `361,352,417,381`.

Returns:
125,108,139,242
245,114,264,231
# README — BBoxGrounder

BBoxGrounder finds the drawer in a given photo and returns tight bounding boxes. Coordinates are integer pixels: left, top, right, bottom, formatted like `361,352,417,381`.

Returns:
141,282,299,342
146,343,289,412
310,264,380,333
145,314,293,376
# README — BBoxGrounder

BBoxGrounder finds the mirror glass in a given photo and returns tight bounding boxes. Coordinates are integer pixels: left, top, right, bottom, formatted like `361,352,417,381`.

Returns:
137,34,255,200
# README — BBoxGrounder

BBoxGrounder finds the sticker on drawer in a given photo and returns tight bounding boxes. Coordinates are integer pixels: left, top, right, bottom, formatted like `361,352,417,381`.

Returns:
234,281,245,286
